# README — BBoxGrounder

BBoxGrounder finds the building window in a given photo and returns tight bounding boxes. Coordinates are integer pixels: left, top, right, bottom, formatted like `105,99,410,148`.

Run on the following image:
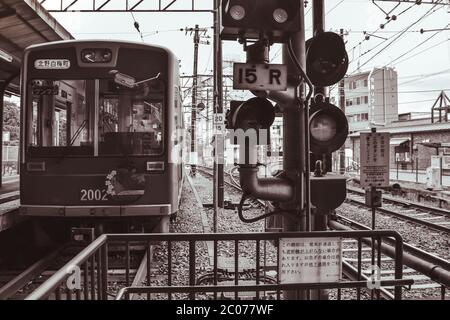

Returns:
356,97,361,105
364,79,368,87
361,113,368,120
364,96,369,104
352,81,357,89
395,152,411,163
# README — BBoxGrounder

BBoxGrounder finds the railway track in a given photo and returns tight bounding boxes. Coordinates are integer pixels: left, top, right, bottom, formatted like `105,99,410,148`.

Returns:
346,186,450,233
0,245,77,300
334,216,449,300
196,165,450,299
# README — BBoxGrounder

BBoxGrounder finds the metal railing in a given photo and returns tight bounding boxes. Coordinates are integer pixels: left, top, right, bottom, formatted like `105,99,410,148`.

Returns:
26,230,412,300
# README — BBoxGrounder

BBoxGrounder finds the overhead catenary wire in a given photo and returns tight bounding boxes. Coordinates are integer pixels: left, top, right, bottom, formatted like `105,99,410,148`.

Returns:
351,1,443,73
347,1,418,58
385,22,450,66
130,12,144,42
395,37,450,65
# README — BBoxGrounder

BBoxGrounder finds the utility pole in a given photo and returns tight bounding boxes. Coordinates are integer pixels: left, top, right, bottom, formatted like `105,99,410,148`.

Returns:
190,25,200,175
338,28,347,175
213,0,225,232
187,25,209,175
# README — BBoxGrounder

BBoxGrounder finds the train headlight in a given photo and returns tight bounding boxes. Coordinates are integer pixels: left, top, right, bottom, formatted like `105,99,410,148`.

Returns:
81,48,113,63
230,5,246,20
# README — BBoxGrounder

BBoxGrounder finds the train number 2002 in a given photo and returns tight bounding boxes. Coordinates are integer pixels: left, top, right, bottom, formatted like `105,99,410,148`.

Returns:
80,189,108,201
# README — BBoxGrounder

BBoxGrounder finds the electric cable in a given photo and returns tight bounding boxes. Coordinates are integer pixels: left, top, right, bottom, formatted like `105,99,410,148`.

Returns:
287,37,313,102
237,193,299,224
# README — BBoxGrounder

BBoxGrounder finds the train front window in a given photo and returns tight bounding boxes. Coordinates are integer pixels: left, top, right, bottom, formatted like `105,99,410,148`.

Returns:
98,78,164,156
28,79,91,155
26,78,164,157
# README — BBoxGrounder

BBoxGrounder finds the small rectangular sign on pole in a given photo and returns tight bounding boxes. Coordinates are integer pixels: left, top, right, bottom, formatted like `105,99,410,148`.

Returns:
233,63,288,91
360,132,390,188
279,237,342,284
213,113,225,133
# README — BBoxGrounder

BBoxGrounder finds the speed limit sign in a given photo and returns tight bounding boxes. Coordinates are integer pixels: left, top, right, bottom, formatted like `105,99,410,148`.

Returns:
214,113,225,132
233,63,288,91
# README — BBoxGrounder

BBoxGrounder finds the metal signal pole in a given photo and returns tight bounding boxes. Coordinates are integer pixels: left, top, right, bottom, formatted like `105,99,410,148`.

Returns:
279,0,308,300
312,0,326,97
338,28,346,175
311,0,327,301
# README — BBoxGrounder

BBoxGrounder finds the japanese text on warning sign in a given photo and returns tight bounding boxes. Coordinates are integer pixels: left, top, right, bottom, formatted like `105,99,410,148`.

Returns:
279,237,342,284
360,132,390,188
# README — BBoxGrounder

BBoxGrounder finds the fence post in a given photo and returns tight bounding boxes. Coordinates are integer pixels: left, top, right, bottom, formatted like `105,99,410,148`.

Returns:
101,243,108,300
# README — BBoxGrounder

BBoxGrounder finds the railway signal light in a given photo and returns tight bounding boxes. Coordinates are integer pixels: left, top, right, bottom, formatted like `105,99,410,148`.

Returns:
306,32,348,87
221,0,302,43
226,98,275,134
226,98,275,165
309,100,348,173
310,101,348,155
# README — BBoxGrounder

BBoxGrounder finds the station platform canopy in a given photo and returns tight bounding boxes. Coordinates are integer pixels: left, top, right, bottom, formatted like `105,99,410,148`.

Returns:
0,0,73,95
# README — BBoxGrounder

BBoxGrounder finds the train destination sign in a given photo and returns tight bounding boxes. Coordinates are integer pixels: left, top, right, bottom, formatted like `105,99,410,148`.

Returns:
34,59,71,70
233,63,288,91
279,237,342,284
360,132,390,188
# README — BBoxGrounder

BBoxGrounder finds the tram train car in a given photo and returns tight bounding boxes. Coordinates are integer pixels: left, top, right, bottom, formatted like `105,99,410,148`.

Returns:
19,40,184,235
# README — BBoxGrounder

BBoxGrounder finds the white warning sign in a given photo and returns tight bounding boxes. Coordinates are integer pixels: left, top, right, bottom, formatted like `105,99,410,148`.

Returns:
279,237,342,284
360,132,390,188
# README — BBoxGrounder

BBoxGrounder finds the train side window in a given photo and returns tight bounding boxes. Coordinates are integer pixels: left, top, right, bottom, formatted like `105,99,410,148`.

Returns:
30,100,39,146
27,79,94,155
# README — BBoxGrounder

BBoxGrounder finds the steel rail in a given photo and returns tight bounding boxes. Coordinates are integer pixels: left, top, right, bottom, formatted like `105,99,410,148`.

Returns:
336,214,450,271
329,219,450,289
341,260,394,300
25,235,108,300
347,186,450,217
0,246,65,299
346,196,450,233
128,251,149,300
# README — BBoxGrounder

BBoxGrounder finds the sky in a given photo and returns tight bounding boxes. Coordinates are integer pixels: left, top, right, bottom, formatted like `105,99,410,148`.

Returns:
37,0,450,114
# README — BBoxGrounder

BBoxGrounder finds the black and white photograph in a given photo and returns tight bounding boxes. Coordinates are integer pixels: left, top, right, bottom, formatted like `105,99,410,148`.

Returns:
0,0,449,308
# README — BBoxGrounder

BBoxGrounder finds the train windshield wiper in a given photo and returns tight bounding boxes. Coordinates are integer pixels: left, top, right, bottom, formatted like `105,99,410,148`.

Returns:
69,119,88,146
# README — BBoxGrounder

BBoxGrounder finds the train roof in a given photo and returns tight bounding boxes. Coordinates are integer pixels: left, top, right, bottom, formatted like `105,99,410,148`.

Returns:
23,39,177,61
